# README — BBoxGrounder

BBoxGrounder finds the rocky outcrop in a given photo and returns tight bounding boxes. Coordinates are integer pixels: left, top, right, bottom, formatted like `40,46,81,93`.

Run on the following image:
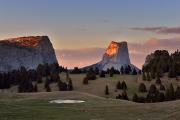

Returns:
0,36,58,72
85,41,139,71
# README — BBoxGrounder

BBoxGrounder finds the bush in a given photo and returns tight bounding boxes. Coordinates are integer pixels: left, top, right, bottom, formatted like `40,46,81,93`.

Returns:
138,83,147,93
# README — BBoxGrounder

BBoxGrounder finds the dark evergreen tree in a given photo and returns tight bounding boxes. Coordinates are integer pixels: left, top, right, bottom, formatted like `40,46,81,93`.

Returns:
175,86,180,99
120,66,124,75
68,78,73,91
83,77,88,85
99,71,106,78
155,76,162,85
138,83,147,93
105,85,109,95
147,72,151,81
116,81,122,90
34,84,38,92
122,81,127,90
142,72,146,81
160,84,165,91
132,93,138,102
132,68,137,75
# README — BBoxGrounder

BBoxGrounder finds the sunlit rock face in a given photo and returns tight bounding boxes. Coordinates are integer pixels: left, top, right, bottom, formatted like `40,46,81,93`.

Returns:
85,41,139,71
0,36,58,72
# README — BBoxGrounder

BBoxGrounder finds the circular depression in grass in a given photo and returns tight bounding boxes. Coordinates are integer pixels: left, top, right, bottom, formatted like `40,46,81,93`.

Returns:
49,100,85,104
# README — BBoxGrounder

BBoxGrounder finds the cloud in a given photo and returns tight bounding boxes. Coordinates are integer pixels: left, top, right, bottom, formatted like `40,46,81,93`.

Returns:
132,26,180,34
56,38,180,69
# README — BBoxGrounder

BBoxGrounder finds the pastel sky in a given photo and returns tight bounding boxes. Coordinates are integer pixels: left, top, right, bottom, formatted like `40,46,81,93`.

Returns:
0,0,180,68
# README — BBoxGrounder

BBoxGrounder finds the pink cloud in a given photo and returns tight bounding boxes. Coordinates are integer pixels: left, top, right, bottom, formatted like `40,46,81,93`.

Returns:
133,26,180,34
56,38,180,69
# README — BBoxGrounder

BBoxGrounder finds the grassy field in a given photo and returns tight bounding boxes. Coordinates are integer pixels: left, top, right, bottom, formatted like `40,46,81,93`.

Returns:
1,73,180,120
0,91,180,120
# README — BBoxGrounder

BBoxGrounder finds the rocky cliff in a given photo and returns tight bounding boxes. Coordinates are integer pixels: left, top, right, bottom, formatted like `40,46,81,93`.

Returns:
85,41,139,71
0,36,58,72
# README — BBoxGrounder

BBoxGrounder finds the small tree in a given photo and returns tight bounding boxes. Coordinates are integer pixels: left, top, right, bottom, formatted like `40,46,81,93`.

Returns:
169,83,175,100
34,84,38,92
121,90,129,100
160,84,165,91
147,72,151,81
132,68,137,75
155,76,162,85
83,77,88,85
138,83,147,93
132,93,138,102
99,71,105,78
142,72,146,81
116,81,122,90
46,84,51,92
157,92,165,102
175,86,180,99
105,85,109,95
122,81,127,90
68,78,73,91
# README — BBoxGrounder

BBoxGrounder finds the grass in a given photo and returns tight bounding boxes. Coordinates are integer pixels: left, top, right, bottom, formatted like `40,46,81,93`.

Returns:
1,73,180,120
0,92,180,120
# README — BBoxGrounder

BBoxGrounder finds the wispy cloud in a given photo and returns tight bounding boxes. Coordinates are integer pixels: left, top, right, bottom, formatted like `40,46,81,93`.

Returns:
56,38,180,69
132,26,180,34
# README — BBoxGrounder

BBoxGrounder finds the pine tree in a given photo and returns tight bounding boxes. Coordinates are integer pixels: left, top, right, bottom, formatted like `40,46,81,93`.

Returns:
105,85,109,95
99,71,105,78
169,83,175,100
116,81,122,90
155,76,162,85
34,84,38,92
147,72,151,81
132,93,138,102
160,84,165,91
83,77,88,85
138,83,147,93
122,81,127,90
68,78,73,91
175,86,180,99
142,72,146,81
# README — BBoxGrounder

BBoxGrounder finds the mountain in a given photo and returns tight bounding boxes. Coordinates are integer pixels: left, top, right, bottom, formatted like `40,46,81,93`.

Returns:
0,36,58,72
84,41,139,71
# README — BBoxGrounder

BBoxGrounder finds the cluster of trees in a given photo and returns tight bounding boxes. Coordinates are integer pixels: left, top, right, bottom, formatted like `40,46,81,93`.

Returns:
0,63,74,93
72,65,141,76
143,50,180,79
133,83,180,103
115,81,128,100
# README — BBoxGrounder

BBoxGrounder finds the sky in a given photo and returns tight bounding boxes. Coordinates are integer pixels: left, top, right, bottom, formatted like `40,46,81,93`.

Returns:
0,0,180,68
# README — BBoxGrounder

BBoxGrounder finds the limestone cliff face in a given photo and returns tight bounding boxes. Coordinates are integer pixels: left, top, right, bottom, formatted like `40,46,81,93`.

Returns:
0,36,58,72
85,41,139,71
